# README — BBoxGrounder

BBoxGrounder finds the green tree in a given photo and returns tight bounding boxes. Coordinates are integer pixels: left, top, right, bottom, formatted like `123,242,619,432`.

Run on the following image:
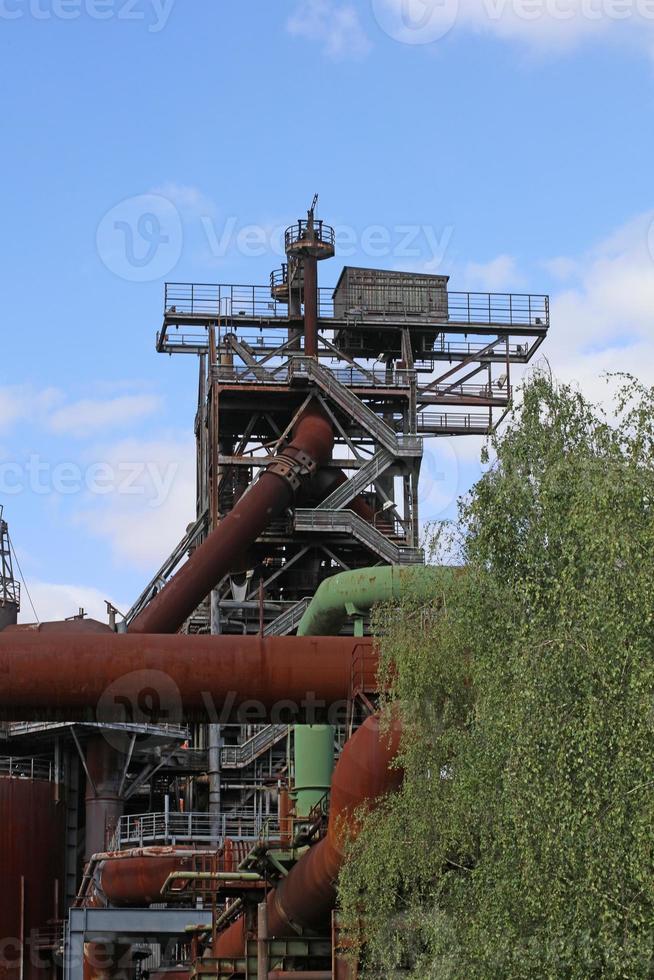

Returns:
339,373,654,979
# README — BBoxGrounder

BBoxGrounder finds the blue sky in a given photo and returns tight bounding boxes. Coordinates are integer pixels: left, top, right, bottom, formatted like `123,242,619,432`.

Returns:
1,0,653,621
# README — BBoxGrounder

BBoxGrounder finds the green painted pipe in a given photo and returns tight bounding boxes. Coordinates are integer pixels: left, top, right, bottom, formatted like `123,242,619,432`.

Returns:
296,565,445,637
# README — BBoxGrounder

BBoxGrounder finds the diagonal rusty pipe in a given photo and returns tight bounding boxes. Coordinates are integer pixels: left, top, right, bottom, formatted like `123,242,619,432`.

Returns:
129,405,334,635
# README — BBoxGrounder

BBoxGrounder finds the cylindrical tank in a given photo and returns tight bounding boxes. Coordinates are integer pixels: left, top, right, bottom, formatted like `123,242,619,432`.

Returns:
292,725,335,819
0,775,65,980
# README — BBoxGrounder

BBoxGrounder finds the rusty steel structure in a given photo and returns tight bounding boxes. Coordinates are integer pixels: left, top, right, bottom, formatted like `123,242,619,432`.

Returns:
0,505,20,632
0,199,549,979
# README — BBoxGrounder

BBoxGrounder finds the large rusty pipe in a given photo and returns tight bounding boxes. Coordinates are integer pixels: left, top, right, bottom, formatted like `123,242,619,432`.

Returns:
215,714,402,955
129,406,333,634
0,633,372,722
267,713,403,935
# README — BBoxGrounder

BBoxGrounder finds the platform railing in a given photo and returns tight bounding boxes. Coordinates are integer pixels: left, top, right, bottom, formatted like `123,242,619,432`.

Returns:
111,810,280,849
213,361,415,389
164,283,549,329
0,755,55,781
416,412,493,433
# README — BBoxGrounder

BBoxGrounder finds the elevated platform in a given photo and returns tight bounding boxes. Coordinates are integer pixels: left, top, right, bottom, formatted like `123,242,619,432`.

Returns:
158,282,549,358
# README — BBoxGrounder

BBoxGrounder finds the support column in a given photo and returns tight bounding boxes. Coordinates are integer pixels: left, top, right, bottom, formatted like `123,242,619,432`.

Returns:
257,901,268,980
85,738,125,860
303,254,318,358
209,589,223,844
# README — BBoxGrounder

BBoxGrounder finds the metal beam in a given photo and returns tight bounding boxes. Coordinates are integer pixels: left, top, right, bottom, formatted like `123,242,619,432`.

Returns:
65,908,212,980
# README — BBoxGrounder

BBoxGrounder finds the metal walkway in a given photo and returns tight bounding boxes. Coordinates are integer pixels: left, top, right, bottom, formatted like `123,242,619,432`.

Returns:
295,508,424,565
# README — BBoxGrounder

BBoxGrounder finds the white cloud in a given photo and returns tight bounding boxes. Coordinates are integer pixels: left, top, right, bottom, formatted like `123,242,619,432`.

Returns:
375,0,654,53
18,580,126,626
468,210,654,408
0,386,62,434
48,394,162,439
152,183,217,218
543,210,654,398
464,254,523,291
72,434,196,570
287,0,372,58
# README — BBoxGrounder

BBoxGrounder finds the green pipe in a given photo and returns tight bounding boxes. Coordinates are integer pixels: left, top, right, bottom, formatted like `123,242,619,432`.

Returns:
296,565,445,637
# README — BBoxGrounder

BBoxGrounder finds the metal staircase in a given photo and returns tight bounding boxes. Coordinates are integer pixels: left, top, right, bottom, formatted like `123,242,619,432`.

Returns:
263,598,310,636
290,357,422,457
317,448,395,511
220,724,288,768
294,508,423,565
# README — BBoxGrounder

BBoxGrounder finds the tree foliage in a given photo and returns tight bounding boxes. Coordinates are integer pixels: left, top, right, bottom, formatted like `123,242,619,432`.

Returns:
339,373,654,978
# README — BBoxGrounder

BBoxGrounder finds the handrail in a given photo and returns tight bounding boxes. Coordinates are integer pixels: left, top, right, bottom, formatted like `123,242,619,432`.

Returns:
264,598,310,636
317,449,394,512
290,357,422,457
294,509,424,565
111,810,281,850
0,755,55,781
163,282,549,329
221,724,288,767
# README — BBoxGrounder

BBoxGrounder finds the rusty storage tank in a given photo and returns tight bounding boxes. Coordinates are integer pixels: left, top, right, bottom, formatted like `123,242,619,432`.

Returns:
0,770,65,979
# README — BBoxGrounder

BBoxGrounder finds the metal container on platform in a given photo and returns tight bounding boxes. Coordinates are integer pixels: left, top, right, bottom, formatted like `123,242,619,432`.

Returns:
332,266,449,320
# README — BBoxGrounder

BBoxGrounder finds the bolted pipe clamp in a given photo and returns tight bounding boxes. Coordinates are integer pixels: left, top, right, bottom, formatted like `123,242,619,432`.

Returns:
266,450,318,492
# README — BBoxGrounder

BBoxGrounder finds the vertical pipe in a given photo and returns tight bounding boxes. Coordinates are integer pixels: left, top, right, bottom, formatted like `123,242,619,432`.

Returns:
19,876,25,980
208,725,222,845
303,255,318,358
279,786,292,848
257,901,268,980
209,588,222,845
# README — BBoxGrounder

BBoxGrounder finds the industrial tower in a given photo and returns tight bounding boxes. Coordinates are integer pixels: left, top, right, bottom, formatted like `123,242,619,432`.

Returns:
0,200,549,979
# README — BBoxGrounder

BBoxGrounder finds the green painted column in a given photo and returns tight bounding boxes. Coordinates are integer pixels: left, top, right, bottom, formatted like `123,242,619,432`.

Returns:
292,724,335,819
